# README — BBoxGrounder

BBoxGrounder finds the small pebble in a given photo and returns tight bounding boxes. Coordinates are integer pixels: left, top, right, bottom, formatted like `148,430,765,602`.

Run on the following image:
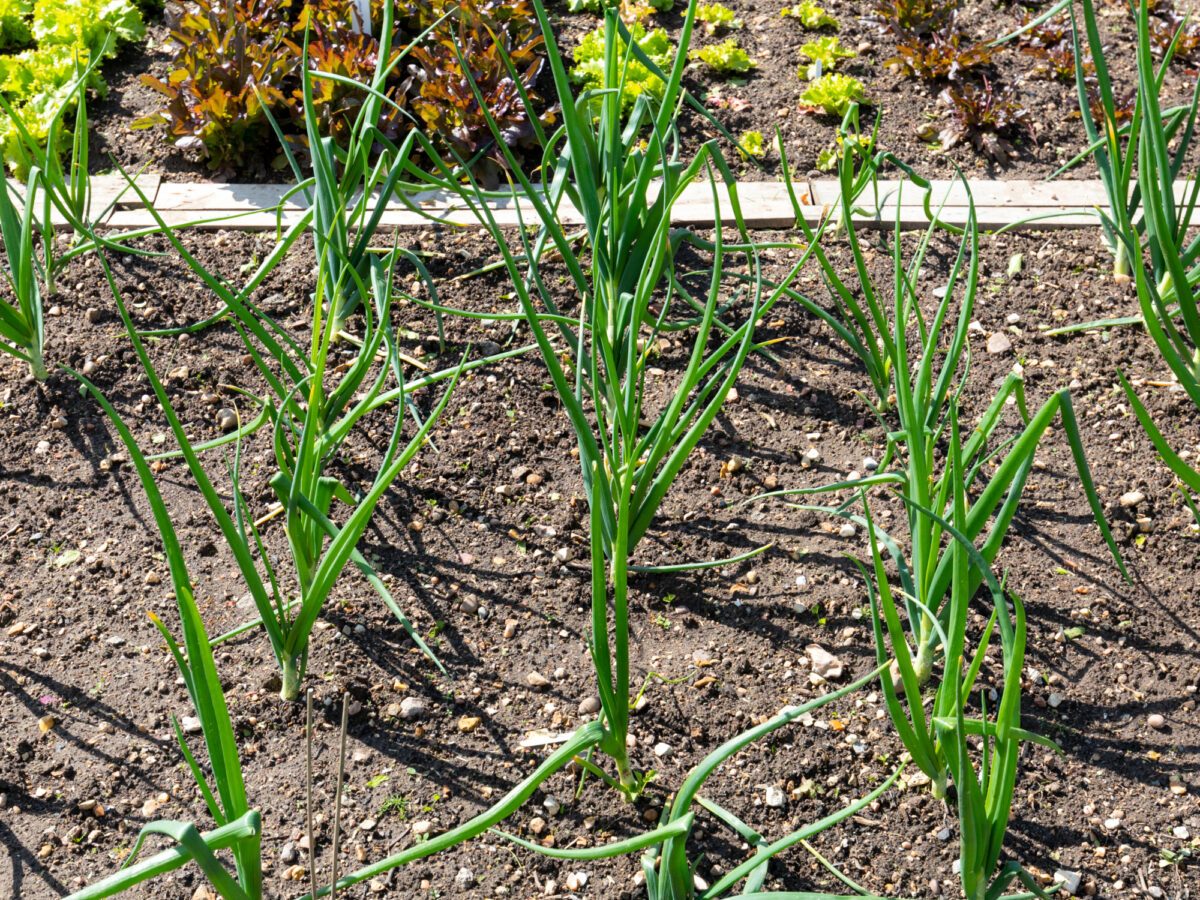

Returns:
578,696,601,715
217,409,238,432
400,697,426,720
565,873,588,891
1147,713,1166,730
986,333,1012,354
1120,490,1145,508
1054,869,1082,896
764,786,785,808
807,644,844,681
526,671,550,688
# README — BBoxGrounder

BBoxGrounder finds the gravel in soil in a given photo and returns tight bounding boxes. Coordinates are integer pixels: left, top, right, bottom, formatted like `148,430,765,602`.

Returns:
87,1,1200,184
0,224,1198,899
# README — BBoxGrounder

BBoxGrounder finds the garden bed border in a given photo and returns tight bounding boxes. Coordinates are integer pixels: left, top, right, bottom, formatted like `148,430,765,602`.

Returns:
39,176,1195,231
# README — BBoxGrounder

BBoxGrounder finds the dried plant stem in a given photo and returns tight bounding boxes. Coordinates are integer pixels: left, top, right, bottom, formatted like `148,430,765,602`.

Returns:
330,693,350,900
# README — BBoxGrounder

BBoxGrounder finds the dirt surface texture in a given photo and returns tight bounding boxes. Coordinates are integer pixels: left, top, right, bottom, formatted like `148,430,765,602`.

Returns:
0,218,1198,899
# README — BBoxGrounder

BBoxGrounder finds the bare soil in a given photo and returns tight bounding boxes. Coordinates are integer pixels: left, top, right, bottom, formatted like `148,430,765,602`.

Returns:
0,223,1197,899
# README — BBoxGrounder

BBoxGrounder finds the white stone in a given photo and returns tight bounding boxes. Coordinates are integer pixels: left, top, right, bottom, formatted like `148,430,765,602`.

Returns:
1054,870,1082,896
399,697,426,720
806,645,844,681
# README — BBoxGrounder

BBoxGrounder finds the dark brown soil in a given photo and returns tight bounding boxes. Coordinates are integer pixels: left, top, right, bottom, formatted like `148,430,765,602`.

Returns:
85,0,1200,183
1,223,1198,900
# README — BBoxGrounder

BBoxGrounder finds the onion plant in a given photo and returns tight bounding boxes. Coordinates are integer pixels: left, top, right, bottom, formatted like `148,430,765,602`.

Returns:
1047,0,1199,320
63,366,262,900
0,169,48,379
361,0,773,798
758,165,1125,788
0,54,143,292
92,243,462,701
1074,0,1199,284
261,1,445,342
1103,0,1200,521
860,445,1059,900
494,665,904,900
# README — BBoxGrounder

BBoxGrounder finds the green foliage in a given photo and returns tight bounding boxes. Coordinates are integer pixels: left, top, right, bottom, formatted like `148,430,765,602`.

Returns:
797,34,854,79
781,0,836,28
1072,0,1200,523
570,21,673,114
800,71,864,115
65,301,263,898
737,129,764,158
689,37,754,73
0,170,46,378
696,1,740,33
32,0,143,51
139,0,550,174
0,0,141,170
0,0,31,50
566,0,602,10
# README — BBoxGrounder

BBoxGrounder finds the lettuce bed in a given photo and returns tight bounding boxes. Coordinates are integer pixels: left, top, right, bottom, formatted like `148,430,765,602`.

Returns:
0,0,144,170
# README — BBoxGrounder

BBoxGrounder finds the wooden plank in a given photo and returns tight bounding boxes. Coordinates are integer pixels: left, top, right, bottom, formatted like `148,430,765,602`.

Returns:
149,182,301,213
102,204,1095,232
810,178,1197,209
96,178,1194,232
814,179,1114,208
5,173,160,228
89,174,162,211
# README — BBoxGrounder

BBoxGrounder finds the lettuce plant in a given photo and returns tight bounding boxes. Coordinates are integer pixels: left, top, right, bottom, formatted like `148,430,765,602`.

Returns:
570,21,673,114
737,128,764,157
696,1,741,32
800,71,864,115
0,0,142,169
689,37,754,72
139,0,549,173
937,80,1032,160
781,0,836,28
889,26,994,81
798,34,854,78
0,0,31,49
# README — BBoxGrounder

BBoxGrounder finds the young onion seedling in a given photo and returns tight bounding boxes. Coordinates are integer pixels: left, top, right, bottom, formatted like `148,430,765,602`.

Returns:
92,245,463,701
1047,0,1199,319
758,156,1125,793
377,0,772,798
